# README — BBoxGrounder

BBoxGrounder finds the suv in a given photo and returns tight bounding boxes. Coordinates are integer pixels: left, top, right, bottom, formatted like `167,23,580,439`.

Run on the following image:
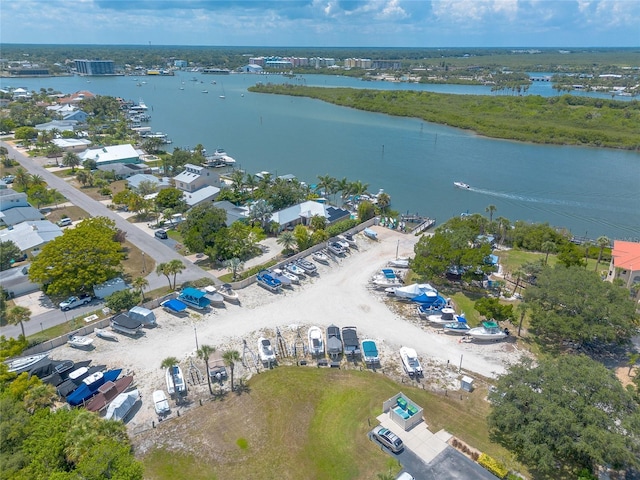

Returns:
59,293,93,311
371,426,404,453
154,229,168,239
57,218,72,227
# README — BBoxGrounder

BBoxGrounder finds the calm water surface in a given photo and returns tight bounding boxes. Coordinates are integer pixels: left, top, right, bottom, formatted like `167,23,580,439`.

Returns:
5,73,639,240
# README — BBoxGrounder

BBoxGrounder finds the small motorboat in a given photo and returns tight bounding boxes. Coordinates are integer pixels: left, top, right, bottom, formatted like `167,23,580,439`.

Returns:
327,241,346,256
276,267,300,284
285,263,306,277
388,258,410,269
371,269,404,289
312,251,330,264
5,353,49,373
105,389,140,421
400,347,423,377
94,327,118,341
442,321,471,335
85,375,134,412
256,270,282,292
165,365,186,396
427,307,458,325
153,390,170,415
258,337,277,364
468,321,509,342
295,258,317,275
217,283,239,303
335,237,351,251
67,335,94,349
340,233,357,247
268,269,292,287
362,339,380,366
326,324,343,357
454,181,470,189
67,369,122,406
204,286,225,306
308,326,324,356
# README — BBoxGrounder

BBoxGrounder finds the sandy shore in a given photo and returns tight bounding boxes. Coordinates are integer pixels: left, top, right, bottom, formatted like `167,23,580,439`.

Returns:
54,226,525,432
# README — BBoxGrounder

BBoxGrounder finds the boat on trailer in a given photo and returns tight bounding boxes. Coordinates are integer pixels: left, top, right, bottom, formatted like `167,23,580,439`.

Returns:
312,251,330,264
67,335,94,349
400,347,423,377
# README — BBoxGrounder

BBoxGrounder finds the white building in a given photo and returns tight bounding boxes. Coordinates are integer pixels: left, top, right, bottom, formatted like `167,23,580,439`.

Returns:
80,144,141,166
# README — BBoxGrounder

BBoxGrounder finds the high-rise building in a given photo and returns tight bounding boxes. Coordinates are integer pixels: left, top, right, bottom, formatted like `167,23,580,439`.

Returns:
74,59,115,76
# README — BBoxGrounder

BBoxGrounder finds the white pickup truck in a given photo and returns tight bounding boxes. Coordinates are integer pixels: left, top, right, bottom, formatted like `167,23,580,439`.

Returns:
59,294,93,311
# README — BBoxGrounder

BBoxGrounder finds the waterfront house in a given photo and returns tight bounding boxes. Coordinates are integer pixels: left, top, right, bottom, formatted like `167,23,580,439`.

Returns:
173,163,222,192
80,144,141,166
270,200,350,232
607,240,640,289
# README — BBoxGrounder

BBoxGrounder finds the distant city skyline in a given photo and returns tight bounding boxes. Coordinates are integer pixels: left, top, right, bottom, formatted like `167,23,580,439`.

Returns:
1,0,638,48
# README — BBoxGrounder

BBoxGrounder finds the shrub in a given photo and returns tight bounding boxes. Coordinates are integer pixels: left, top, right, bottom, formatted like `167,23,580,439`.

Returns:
478,453,509,479
325,218,359,237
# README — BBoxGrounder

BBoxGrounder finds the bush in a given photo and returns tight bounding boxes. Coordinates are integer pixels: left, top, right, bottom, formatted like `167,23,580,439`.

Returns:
325,218,359,237
478,453,509,479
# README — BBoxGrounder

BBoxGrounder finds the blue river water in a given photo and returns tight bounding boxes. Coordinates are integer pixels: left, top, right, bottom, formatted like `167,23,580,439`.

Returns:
3,72,639,240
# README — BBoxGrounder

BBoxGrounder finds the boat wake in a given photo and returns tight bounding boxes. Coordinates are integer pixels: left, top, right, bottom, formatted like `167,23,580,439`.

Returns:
469,187,589,208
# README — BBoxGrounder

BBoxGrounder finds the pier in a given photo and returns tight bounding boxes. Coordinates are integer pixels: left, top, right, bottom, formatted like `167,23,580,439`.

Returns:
398,214,436,235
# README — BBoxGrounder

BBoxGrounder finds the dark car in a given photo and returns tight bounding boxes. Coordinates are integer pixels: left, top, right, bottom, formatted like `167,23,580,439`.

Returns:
371,426,404,453
154,229,168,239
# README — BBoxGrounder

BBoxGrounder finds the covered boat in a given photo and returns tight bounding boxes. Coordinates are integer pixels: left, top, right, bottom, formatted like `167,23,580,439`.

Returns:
342,326,361,357
308,326,324,356
400,347,422,377
5,353,49,374
85,375,134,412
326,324,343,358
105,389,140,421
67,369,122,406
110,314,143,335
94,327,118,341
256,270,282,293
56,364,105,398
388,258,409,268
179,287,211,310
161,298,188,315
362,339,380,366
386,283,436,300
363,228,378,240
166,365,186,395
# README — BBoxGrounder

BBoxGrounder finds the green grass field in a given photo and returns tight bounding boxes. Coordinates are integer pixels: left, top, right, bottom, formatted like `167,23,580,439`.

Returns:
139,367,524,479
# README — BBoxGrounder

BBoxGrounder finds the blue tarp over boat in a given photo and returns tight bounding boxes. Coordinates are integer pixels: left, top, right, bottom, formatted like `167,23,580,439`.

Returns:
179,288,211,309
162,298,187,313
67,369,121,406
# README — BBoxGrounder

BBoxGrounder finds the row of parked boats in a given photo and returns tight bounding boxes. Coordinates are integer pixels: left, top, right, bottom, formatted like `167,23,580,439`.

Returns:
5,353,139,420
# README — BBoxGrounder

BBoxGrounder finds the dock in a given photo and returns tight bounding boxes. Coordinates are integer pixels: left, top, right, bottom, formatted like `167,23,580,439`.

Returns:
400,214,436,235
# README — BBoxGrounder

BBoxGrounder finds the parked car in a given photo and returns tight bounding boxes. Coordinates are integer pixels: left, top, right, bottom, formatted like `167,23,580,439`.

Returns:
154,229,168,239
2,175,15,184
371,426,404,453
396,473,415,480
57,218,72,227
59,293,93,311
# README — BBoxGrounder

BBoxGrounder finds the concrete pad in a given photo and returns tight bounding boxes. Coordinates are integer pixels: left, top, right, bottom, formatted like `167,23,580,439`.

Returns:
12,291,56,316
376,412,450,463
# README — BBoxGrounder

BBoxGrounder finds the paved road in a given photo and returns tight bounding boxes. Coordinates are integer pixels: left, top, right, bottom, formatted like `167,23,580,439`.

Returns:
2,141,216,291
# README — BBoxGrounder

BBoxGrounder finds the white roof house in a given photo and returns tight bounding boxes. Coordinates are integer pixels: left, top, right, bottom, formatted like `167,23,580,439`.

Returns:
183,185,220,208
173,163,221,192
270,201,350,231
80,144,140,165
127,174,171,192
0,220,62,253
52,138,92,151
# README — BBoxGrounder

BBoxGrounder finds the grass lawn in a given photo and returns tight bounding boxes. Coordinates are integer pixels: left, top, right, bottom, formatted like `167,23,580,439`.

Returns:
497,249,608,277
139,367,525,479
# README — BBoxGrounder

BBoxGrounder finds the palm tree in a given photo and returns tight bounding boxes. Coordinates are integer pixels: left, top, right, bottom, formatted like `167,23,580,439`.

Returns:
132,276,149,302
349,180,369,197
6,305,32,338
336,177,351,204
160,357,180,403
377,192,391,213
62,151,81,172
485,204,497,223
248,199,273,229
30,174,46,187
627,352,639,375
75,170,91,186
542,241,556,265
229,169,245,195
277,231,296,254
13,167,30,192
511,269,524,295
495,216,510,245
222,350,241,392
156,263,172,289
197,345,216,395
595,236,610,272
224,257,244,280
166,259,185,290
515,303,528,336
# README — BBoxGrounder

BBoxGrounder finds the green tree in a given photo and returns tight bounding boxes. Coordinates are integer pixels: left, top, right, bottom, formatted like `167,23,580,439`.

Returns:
197,345,216,395
75,170,92,187
166,259,185,290
541,240,556,265
13,167,31,192
0,240,23,271
131,276,149,302
595,235,610,272
13,126,38,141
137,179,159,197
377,192,391,213
62,151,81,172
156,263,172,290
525,265,639,351
485,204,497,223
557,242,587,268
474,297,513,322
6,306,31,339
28,217,123,296
293,224,312,252
179,203,227,253
104,289,140,313
248,199,273,228
277,231,296,254
224,257,244,281
155,187,186,211
489,355,640,477
309,215,327,232
222,350,241,392
357,200,376,222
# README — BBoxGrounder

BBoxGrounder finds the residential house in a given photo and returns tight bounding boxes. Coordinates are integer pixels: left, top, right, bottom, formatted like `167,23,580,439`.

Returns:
0,220,62,255
174,164,222,208
607,240,640,288
213,200,250,226
35,119,78,133
52,138,92,152
183,186,220,208
0,265,39,298
0,189,44,227
97,162,148,179
127,174,171,193
58,90,96,105
270,200,350,232
80,144,141,166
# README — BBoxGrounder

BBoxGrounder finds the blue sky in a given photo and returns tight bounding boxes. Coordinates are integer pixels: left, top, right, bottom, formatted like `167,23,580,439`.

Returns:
2,0,639,47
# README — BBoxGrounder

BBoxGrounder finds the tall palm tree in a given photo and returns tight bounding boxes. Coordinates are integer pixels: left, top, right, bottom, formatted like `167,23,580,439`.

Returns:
160,357,180,402
166,259,185,290
30,174,46,187
197,345,216,395
229,169,245,195
132,276,149,302
156,262,172,289
6,306,32,338
485,204,497,223
542,241,556,265
495,216,510,244
511,269,524,295
336,177,351,204
377,192,391,213
277,231,296,253
222,350,241,392
13,167,30,192
316,174,336,198
62,151,81,173
349,180,369,197
515,303,528,336
595,236,610,272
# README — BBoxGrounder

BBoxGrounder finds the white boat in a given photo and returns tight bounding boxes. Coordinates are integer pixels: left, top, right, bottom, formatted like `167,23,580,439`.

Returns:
339,233,357,247
268,269,292,287
335,237,351,251
400,347,423,377
442,320,471,335
94,328,119,341
312,251,330,264
153,390,170,415
5,353,49,373
388,258,410,269
468,321,509,342
272,268,299,284
454,181,470,189
387,283,436,300
427,307,458,325
295,258,317,275
363,228,378,240
67,335,94,348
285,263,306,277
165,365,186,395
327,241,346,256
217,283,239,303
308,326,324,356
203,286,225,306
371,269,403,289
258,337,277,364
